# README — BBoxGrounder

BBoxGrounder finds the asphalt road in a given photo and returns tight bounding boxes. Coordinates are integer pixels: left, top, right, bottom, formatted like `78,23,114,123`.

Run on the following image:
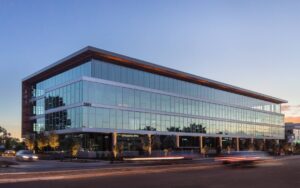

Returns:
1,156,300,188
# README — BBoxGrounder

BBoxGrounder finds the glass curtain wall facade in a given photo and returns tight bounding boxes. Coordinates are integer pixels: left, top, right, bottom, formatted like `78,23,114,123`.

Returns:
28,59,285,140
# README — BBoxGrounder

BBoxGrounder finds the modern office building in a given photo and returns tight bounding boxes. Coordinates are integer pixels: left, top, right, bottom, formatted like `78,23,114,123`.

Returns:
22,46,287,153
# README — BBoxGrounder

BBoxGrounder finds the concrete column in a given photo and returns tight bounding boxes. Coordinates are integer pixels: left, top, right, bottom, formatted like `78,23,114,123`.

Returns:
175,135,180,148
219,137,222,149
251,138,254,144
112,132,117,158
199,136,203,148
147,134,152,156
112,132,117,146
199,136,203,153
236,137,240,151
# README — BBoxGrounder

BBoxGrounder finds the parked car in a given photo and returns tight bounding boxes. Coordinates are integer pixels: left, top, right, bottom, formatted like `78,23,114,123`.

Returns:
16,150,38,161
2,150,16,157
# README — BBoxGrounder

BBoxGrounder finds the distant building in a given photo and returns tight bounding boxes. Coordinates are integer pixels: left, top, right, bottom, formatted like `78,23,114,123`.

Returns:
285,123,300,144
22,46,287,153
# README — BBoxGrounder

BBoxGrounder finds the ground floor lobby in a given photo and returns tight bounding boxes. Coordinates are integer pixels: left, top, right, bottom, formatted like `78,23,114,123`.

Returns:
56,132,282,158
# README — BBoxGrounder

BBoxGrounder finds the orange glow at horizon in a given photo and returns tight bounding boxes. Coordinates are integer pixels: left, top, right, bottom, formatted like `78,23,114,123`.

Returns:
282,104,300,123
285,116,300,123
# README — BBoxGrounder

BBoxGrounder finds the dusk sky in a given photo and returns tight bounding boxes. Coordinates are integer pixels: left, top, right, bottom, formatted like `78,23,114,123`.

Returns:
1,0,300,138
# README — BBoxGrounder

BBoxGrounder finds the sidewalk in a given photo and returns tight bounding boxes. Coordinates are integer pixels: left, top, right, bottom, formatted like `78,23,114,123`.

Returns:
0,155,217,173
0,158,111,173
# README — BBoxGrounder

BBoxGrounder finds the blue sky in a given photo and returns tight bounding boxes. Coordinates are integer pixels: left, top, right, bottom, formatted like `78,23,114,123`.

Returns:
1,0,300,138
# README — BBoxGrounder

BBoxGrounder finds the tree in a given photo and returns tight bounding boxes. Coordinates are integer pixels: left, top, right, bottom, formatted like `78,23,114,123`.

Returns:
201,145,209,157
24,135,35,151
0,126,24,150
0,126,9,146
283,143,294,155
71,143,81,158
36,134,48,152
48,132,60,151
5,137,22,150
60,136,75,151
60,135,82,158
